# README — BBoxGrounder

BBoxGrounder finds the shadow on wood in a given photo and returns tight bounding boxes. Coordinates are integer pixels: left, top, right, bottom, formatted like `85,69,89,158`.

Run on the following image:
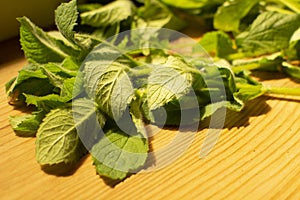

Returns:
41,154,88,177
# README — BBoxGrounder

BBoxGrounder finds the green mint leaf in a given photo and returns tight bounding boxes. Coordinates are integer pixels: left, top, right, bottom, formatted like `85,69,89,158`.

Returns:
231,53,283,72
214,0,259,32
80,0,136,28
55,0,78,43
198,31,236,58
234,71,265,102
200,101,228,121
95,62,134,120
284,40,300,61
234,70,262,85
276,0,300,13
290,27,300,42
72,98,106,149
47,31,82,57
236,12,300,55
41,63,83,101
234,84,266,102
148,96,201,126
282,62,300,80
24,94,66,112
36,107,87,165
61,57,80,71
91,22,121,41
83,44,135,120
91,129,148,180
284,28,300,60
36,98,100,165
24,77,82,112
42,61,78,78
61,76,83,101
9,112,43,137
82,47,121,97
77,3,102,13
147,56,193,110
6,64,55,105
200,99,244,120
41,66,64,89
18,17,74,63
6,64,47,95
135,0,185,30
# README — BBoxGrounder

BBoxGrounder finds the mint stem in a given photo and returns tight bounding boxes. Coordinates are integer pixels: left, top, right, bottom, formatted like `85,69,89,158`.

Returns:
231,63,262,72
265,86,300,96
227,52,249,60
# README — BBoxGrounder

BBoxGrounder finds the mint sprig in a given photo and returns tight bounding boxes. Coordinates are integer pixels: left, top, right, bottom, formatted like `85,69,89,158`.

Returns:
5,0,300,182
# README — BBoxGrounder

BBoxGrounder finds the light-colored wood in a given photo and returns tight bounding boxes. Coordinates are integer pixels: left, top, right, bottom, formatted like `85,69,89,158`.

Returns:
1,38,300,200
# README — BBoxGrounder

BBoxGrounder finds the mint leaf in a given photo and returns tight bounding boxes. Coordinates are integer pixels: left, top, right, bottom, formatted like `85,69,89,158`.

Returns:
234,84,265,102
276,0,300,13
147,56,193,110
41,66,64,89
6,64,55,105
24,78,82,112
6,64,47,96
82,47,121,97
282,62,300,80
284,40,300,61
36,108,86,165
78,3,102,13
148,96,201,126
95,62,134,120
234,70,266,102
214,0,259,32
199,31,235,58
24,94,65,112
61,76,83,101
61,57,80,71
42,61,78,78
55,0,78,43
200,99,243,120
83,44,135,120
92,129,148,180
35,98,101,165
9,112,43,137
72,98,106,150
41,65,83,101
236,12,300,55
18,17,76,63
135,0,185,30
80,0,135,28
231,52,283,72
284,28,300,60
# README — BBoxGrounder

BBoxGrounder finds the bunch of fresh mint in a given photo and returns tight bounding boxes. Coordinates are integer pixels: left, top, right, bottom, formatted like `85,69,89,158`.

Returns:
5,0,300,181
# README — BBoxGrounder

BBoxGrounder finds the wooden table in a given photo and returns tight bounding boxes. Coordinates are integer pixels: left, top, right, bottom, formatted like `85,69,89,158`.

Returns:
1,37,300,200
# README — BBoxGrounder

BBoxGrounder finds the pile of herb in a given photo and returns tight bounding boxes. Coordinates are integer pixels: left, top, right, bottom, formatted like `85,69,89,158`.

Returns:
5,0,300,181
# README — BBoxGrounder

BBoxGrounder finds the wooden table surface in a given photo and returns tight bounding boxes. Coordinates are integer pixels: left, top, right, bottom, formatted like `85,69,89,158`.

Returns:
1,37,300,200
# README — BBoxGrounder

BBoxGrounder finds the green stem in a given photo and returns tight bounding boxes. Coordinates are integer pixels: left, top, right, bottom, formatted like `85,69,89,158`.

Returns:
265,5,294,14
227,52,249,61
231,63,262,73
265,86,300,96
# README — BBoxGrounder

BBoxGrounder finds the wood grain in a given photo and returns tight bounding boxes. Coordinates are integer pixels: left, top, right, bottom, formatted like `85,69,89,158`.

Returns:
0,38,300,200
